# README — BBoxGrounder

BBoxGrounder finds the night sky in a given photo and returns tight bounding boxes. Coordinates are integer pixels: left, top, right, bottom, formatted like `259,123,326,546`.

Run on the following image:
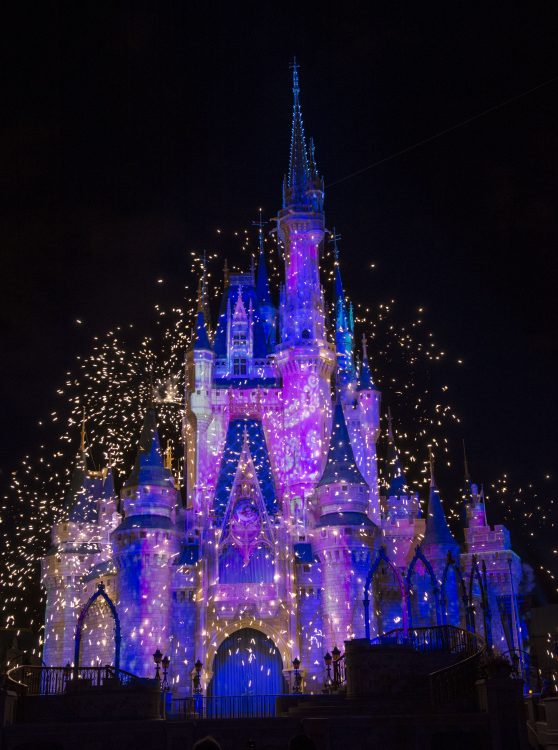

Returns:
3,5,558,596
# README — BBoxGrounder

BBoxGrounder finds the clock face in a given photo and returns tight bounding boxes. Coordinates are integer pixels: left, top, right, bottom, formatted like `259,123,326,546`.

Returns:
230,498,261,565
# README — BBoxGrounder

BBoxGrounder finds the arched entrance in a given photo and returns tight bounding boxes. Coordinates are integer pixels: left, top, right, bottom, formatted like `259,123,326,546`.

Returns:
209,628,285,697
74,583,120,677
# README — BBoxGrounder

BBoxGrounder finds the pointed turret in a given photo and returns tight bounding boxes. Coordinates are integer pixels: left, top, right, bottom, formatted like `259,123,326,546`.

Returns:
124,408,175,490
359,334,375,391
318,396,367,489
65,414,114,524
287,58,309,205
194,276,212,351
283,59,323,211
422,451,456,548
331,231,355,387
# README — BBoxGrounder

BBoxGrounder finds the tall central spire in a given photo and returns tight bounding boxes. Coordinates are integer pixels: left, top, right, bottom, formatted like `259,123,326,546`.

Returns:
283,59,323,211
288,58,309,200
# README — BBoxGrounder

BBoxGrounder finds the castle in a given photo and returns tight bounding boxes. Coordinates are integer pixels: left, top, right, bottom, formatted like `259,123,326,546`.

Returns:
41,65,527,697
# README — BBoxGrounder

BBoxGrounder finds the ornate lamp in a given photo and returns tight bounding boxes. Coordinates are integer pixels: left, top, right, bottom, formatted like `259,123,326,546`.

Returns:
332,646,341,688
193,659,203,695
323,652,332,692
292,657,302,694
161,655,170,691
153,648,163,682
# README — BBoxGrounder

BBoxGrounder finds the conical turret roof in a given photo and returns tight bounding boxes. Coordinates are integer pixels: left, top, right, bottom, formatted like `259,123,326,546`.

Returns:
423,462,456,548
125,408,174,488
318,398,368,488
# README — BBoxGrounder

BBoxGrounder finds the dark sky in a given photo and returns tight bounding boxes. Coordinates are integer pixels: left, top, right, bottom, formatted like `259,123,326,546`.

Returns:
2,3,558,525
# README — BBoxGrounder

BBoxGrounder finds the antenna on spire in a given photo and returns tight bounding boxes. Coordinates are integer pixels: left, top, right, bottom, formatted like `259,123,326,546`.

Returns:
164,440,173,471
251,208,268,255
462,439,471,484
386,406,394,439
428,446,436,488
329,227,342,262
290,56,300,95
80,408,87,466
362,333,368,361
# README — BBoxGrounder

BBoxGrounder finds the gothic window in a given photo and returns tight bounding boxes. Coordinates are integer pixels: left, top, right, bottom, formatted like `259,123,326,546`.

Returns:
233,357,247,375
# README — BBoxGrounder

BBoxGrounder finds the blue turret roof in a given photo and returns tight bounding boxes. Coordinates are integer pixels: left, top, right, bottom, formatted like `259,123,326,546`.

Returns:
318,399,368,487
194,309,211,351
66,465,114,524
423,477,457,548
124,408,174,489
358,334,375,391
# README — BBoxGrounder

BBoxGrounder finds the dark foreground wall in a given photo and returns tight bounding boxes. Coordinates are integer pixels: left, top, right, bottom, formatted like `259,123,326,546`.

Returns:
2,714,493,750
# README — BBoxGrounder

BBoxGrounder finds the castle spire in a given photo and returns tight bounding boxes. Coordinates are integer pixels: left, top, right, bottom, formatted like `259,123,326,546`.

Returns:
287,57,309,204
125,407,174,489
423,449,456,547
193,272,212,351
359,333,374,390
318,394,367,488
331,229,354,385
463,439,471,485
79,408,87,469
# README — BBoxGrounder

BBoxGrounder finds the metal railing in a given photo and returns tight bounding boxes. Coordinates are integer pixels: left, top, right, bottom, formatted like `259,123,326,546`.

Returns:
371,624,482,658
170,694,287,719
6,664,140,696
369,624,486,709
429,645,486,709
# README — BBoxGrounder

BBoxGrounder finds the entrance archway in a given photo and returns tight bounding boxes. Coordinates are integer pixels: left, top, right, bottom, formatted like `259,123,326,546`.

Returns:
74,583,120,676
209,628,285,697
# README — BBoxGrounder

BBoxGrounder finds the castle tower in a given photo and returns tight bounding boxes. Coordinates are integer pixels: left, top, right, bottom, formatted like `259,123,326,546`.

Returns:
275,61,335,513
350,335,382,522
421,455,459,567
112,408,181,676
41,419,119,667
312,396,377,648
462,477,524,653
185,280,215,513
380,408,422,568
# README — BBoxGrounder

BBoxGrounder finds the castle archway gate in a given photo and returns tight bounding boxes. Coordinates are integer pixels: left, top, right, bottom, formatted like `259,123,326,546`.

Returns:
208,627,285,698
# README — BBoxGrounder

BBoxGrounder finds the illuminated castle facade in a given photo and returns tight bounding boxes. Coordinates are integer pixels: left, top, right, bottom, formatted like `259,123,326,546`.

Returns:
41,66,528,696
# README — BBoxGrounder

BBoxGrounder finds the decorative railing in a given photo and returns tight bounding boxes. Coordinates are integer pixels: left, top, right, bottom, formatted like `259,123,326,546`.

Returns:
170,694,287,719
371,624,482,658
429,645,486,709
369,624,486,709
6,665,140,696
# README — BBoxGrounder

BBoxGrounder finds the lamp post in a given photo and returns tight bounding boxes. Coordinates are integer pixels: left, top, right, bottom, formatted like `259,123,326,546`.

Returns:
193,659,203,695
161,655,170,691
153,649,163,683
292,657,302,694
193,659,203,716
332,646,341,689
323,652,332,693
